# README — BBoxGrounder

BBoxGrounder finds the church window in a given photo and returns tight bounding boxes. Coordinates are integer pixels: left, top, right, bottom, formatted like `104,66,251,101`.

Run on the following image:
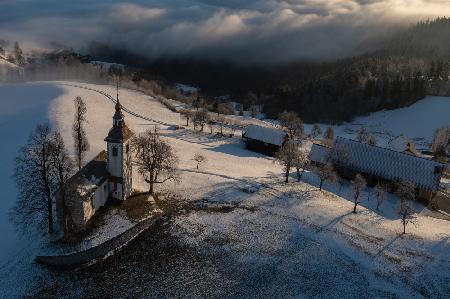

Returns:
112,146,118,156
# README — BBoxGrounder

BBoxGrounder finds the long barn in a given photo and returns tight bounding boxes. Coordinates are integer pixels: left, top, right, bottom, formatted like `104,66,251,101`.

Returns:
309,137,445,201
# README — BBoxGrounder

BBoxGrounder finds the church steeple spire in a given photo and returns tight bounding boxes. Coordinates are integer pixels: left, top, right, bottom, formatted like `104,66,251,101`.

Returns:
105,79,132,143
113,82,125,128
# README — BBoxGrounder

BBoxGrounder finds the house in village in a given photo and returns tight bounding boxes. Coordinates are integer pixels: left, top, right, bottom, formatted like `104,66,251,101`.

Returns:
57,97,134,233
242,124,288,156
309,137,445,201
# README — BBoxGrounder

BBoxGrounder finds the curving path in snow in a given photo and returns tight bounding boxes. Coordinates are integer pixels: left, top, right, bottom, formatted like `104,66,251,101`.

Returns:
1,81,450,298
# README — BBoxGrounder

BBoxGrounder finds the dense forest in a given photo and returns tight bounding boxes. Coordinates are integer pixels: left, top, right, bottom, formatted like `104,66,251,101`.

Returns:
86,18,450,123
3,18,450,123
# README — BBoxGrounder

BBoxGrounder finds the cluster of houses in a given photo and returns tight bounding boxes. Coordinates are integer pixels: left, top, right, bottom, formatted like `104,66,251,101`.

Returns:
242,124,445,201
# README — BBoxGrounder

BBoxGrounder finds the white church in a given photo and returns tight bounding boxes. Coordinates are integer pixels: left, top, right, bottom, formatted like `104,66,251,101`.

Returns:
57,95,134,234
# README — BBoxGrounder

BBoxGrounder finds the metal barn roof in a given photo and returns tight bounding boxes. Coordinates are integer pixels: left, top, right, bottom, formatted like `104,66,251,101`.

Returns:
309,137,444,191
243,124,287,146
309,143,331,164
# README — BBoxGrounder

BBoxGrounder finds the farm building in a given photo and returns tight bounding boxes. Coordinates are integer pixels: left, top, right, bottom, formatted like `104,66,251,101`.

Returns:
242,124,288,156
309,137,445,201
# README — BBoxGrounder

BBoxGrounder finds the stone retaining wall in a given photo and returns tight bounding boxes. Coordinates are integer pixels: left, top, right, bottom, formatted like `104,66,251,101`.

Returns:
35,212,162,269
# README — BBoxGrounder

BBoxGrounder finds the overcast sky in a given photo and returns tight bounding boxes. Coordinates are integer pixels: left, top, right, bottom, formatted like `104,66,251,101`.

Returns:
0,0,449,63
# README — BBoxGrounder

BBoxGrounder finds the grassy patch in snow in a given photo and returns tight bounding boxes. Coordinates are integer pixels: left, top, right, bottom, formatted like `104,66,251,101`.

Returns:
121,192,156,221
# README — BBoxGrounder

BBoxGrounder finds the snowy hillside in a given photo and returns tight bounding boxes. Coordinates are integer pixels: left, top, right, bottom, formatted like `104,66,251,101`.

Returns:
304,96,450,149
1,81,450,297
0,54,19,67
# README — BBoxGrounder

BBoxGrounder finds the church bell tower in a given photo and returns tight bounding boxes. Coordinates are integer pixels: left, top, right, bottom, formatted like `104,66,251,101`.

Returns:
104,86,133,201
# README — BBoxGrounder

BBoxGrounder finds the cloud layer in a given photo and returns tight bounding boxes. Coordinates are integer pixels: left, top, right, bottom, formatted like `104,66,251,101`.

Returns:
1,0,449,63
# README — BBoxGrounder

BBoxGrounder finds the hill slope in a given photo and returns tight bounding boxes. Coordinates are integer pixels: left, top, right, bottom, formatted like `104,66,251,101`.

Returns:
1,82,449,297
308,95,450,149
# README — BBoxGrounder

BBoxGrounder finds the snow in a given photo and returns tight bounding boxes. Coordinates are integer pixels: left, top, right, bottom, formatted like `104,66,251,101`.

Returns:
0,82,67,297
303,96,450,150
175,83,198,94
0,81,450,297
76,209,134,251
243,124,286,146
388,134,412,152
90,61,124,70
0,56,18,68
0,55,20,79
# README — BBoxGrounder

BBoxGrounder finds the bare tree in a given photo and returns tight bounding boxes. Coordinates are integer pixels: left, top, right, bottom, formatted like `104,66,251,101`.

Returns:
368,135,378,146
132,129,179,195
356,126,369,143
330,142,351,168
396,182,417,234
13,124,57,233
373,183,386,211
216,115,226,135
193,153,207,169
49,131,75,234
238,106,244,116
229,123,238,137
431,126,450,162
180,109,193,126
351,174,366,213
323,127,334,146
193,109,210,132
274,143,297,183
250,105,258,118
218,102,234,116
207,120,215,134
293,147,309,182
311,124,322,139
13,41,25,66
72,96,89,170
193,96,205,111
278,111,304,139
317,163,337,191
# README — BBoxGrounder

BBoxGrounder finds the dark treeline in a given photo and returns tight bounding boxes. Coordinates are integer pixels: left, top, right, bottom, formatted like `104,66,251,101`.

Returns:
27,17,450,123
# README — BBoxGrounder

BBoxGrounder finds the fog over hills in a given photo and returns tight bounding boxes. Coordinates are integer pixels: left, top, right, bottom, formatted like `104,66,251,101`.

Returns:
1,0,449,63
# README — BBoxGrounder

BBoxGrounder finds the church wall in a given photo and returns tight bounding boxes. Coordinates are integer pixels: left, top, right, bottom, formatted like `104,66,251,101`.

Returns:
122,140,133,198
93,181,109,210
109,181,123,200
66,194,95,232
107,142,123,178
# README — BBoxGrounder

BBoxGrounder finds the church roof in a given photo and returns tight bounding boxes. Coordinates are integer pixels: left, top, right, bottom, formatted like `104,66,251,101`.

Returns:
105,125,133,143
69,151,109,196
105,97,134,142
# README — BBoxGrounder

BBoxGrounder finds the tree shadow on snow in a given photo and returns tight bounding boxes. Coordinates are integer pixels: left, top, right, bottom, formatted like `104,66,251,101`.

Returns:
294,170,426,221
207,142,272,160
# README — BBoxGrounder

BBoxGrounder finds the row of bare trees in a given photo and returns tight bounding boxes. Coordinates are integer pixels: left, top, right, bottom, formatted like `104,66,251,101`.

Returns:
274,139,418,234
180,108,242,137
13,96,91,234
13,124,74,233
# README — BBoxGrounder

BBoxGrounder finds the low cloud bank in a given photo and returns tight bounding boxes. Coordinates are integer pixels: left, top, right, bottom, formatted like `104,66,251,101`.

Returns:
0,0,449,63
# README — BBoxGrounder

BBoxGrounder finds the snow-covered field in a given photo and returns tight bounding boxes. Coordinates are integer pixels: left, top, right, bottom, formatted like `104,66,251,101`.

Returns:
0,81,449,297
303,96,450,149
